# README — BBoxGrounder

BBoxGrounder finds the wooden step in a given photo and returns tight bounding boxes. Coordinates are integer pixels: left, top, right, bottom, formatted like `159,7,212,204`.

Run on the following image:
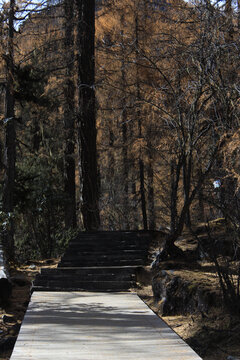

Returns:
33,231,155,292
65,243,148,251
35,267,136,282
59,259,145,267
32,280,135,292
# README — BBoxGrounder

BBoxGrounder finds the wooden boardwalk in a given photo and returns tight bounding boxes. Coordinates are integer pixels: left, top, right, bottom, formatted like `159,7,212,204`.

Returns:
11,291,202,359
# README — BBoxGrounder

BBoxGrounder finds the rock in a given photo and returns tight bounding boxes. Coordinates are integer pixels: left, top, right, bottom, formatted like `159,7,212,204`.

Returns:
196,233,236,258
0,278,12,307
158,226,171,233
11,274,31,287
151,250,166,269
29,264,37,270
152,270,216,316
2,314,16,324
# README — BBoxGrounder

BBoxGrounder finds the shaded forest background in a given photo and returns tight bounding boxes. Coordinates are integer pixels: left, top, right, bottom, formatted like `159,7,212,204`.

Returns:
0,0,240,263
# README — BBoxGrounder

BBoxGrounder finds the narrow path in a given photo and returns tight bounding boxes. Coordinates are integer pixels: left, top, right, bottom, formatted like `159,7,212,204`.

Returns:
11,291,202,359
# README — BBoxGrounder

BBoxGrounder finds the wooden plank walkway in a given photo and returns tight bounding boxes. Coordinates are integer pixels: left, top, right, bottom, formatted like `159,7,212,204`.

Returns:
11,292,202,359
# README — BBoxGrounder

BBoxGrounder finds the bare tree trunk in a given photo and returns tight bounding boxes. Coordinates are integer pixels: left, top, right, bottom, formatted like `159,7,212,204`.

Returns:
63,0,76,229
75,0,100,230
32,116,41,152
198,168,205,222
139,159,147,229
107,127,115,229
147,144,155,230
183,154,192,227
120,24,130,230
144,0,155,228
130,159,138,229
135,11,148,230
225,0,232,13
122,119,130,229
2,0,16,260
170,158,181,234
225,0,233,39
164,149,218,258
238,0,240,29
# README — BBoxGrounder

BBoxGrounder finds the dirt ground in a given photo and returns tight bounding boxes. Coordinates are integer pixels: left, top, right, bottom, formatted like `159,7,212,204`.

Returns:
0,259,59,360
138,285,240,360
137,222,240,360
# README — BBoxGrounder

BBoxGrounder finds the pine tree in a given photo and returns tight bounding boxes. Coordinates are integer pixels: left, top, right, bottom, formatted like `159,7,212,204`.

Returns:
2,0,16,260
63,0,76,229
75,0,100,230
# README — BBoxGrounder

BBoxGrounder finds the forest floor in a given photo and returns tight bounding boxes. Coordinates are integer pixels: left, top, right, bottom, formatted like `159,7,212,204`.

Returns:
0,259,59,360
138,285,240,360
0,225,240,360
138,221,240,360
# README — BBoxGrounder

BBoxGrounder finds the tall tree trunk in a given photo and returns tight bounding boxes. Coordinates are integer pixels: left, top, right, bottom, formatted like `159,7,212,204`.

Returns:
107,127,115,229
225,0,232,13
163,149,218,258
122,118,130,229
120,24,130,230
146,126,155,230
63,0,76,229
139,158,147,229
147,146,155,230
32,116,41,152
225,0,233,39
238,0,240,29
198,168,205,222
183,153,192,227
75,0,100,230
170,158,181,234
2,0,16,260
135,11,148,230
130,158,138,229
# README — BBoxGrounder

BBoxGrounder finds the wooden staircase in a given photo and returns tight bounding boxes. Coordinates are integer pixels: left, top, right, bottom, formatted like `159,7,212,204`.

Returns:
33,231,153,292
